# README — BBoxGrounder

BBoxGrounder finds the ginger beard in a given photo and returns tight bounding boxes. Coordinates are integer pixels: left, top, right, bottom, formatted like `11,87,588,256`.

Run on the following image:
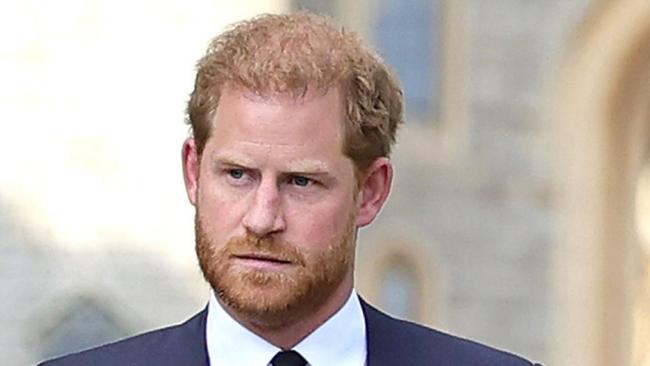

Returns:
195,211,356,329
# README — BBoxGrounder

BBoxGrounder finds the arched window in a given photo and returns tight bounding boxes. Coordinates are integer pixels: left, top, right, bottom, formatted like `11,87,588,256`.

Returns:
374,0,441,121
40,297,128,360
292,0,442,123
292,0,336,16
379,256,421,320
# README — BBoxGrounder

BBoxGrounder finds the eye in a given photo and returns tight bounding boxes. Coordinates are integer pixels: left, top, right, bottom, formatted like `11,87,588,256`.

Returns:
227,168,245,179
291,176,313,187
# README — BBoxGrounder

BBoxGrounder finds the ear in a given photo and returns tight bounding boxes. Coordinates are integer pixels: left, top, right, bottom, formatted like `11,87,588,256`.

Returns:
182,137,200,206
355,157,393,227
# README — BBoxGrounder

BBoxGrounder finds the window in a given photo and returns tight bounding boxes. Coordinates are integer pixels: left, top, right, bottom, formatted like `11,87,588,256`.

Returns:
293,0,336,16
293,0,442,123
379,257,420,319
374,0,441,120
40,297,128,360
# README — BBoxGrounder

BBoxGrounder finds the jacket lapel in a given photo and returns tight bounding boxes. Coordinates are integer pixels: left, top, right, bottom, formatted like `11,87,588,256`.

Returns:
174,307,210,366
360,297,404,366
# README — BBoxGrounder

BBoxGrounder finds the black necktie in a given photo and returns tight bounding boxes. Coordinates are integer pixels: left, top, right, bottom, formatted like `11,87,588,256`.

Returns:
270,350,308,366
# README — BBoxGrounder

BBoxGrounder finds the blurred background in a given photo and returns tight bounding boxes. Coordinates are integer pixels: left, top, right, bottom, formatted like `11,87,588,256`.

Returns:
2,0,650,365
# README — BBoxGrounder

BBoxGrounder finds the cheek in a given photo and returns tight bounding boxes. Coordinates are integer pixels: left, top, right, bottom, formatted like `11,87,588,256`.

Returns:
286,199,355,245
197,178,246,233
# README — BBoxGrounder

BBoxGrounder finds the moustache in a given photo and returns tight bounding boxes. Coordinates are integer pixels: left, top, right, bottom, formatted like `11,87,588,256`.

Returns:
224,234,306,266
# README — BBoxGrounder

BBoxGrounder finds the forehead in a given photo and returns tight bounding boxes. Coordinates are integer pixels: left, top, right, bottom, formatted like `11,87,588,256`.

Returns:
214,87,343,138
205,86,349,168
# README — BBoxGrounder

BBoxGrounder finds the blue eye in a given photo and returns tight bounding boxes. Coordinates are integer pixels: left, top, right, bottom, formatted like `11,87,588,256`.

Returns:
292,176,312,187
229,169,244,179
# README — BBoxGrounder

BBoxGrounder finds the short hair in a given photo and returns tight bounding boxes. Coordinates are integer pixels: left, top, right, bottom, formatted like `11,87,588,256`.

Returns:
186,12,404,172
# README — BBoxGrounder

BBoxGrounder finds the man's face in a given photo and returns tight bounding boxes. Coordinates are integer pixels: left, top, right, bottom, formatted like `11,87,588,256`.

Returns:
186,87,360,327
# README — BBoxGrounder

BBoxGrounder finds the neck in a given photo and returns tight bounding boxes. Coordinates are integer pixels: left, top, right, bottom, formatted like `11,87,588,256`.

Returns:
221,275,354,349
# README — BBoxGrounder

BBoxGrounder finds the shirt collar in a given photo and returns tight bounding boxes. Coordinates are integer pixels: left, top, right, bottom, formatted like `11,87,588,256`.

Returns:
206,290,367,366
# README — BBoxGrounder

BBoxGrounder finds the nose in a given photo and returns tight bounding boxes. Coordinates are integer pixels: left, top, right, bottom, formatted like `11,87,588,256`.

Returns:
242,179,286,237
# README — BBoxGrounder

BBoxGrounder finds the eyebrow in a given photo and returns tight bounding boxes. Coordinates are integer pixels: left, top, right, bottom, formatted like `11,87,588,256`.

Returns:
284,159,331,174
211,153,332,175
211,152,256,168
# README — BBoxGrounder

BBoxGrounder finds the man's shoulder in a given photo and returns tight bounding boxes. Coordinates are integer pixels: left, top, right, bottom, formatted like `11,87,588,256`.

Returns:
382,316,539,365
38,309,208,366
361,299,541,366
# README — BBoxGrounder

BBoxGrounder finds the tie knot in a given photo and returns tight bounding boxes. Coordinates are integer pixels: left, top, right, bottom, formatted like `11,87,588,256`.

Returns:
270,350,308,366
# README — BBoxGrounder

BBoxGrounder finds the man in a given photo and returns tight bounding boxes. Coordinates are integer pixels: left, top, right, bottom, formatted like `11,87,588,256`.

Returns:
41,12,540,366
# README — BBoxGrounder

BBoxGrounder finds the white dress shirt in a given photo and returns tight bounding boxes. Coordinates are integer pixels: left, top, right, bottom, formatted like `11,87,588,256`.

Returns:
205,290,367,366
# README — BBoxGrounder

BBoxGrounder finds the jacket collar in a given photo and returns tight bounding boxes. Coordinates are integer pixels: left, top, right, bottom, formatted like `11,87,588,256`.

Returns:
191,296,395,366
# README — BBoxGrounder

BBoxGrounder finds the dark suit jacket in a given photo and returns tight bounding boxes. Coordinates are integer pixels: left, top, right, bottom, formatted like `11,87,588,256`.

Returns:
40,298,541,365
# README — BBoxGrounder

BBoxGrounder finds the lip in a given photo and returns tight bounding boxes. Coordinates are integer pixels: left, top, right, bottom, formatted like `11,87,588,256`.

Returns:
231,253,294,268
